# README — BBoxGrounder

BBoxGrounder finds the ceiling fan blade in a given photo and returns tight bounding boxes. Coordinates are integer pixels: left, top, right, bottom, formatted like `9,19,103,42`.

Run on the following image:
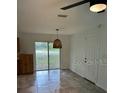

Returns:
61,0,90,10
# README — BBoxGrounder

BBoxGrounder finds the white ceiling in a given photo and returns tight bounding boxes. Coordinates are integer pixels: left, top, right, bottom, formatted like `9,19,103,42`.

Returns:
17,0,107,35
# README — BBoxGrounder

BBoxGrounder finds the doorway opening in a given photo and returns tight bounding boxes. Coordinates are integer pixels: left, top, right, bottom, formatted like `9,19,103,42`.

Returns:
35,42,60,71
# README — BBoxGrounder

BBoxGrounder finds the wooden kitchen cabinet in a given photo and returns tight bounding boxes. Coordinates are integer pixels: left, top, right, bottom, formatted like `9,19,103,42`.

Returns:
17,37,20,53
17,59,20,75
19,54,34,74
17,37,20,75
17,37,33,75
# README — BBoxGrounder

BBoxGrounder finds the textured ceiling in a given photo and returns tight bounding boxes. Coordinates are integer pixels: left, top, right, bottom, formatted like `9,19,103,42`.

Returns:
17,0,107,35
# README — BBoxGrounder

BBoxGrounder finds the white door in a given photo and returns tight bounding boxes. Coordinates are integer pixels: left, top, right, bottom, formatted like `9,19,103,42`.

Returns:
83,34,98,83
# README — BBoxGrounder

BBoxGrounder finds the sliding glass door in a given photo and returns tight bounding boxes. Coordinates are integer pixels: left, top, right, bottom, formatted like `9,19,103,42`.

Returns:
35,42,48,70
35,42,60,71
49,42,60,69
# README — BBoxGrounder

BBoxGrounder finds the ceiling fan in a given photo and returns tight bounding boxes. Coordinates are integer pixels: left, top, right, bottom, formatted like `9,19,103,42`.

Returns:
61,0,107,13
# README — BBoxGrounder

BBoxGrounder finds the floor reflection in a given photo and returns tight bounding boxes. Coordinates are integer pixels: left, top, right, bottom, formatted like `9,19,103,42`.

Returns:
18,69,106,93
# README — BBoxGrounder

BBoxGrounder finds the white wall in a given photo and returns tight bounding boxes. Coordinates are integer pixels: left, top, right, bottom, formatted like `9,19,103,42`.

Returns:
70,26,107,91
18,32,71,70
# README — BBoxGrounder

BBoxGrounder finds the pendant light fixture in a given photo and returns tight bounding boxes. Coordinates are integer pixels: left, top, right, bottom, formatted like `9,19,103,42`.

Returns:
90,0,107,13
53,29,62,48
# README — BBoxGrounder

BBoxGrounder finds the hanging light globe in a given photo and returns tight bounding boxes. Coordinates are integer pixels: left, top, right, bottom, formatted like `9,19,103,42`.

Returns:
53,29,62,48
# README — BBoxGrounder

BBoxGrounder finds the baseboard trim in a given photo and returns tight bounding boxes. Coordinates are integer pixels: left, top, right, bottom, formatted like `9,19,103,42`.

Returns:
83,77,95,85
69,68,106,91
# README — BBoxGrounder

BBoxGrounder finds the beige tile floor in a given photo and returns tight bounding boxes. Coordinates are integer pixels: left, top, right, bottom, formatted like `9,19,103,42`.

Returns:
17,69,106,93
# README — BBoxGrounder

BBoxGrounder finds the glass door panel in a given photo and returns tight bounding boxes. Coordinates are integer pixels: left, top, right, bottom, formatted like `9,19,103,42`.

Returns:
35,42,48,70
49,42,60,69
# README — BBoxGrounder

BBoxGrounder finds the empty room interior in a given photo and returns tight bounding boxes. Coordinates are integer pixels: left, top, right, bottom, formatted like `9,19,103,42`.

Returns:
17,0,107,93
